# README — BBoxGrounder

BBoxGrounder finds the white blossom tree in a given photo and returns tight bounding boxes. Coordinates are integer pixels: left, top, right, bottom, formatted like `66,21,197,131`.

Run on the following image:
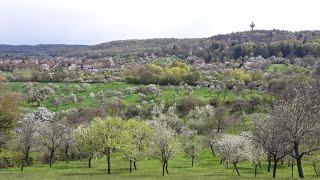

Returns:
150,125,179,176
37,110,66,167
34,107,55,122
252,113,291,178
212,134,250,176
10,112,38,171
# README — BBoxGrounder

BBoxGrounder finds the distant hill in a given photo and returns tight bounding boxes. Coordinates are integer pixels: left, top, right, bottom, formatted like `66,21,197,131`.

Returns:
0,44,89,57
1,30,320,62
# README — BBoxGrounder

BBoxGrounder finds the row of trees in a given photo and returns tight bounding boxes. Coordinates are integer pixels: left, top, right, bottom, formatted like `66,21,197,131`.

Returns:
8,106,203,176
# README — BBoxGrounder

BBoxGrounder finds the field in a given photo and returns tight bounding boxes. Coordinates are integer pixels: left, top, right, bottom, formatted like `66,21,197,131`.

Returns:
1,82,285,180
6,81,268,112
0,149,317,180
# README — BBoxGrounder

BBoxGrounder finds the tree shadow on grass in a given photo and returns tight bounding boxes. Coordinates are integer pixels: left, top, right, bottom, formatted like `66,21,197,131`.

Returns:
62,171,107,176
61,168,129,177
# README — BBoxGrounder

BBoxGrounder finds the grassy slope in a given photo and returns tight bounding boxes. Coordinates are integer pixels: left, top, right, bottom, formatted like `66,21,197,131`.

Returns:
0,150,317,180
2,82,283,179
6,82,266,112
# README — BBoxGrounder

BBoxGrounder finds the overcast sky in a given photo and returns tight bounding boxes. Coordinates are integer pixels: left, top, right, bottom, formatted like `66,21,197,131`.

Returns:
0,0,319,45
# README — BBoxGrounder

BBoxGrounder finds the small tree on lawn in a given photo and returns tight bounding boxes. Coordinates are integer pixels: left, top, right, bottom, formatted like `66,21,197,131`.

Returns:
124,119,152,172
37,110,66,167
90,117,128,174
182,130,201,167
252,114,291,178
10,112,38,171
244,133,266,177
212,134,249,176
59,127,74,164
74,124,97,168
150,125,178,176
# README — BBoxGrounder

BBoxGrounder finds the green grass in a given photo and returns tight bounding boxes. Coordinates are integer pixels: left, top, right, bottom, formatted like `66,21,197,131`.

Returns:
0,150,318,179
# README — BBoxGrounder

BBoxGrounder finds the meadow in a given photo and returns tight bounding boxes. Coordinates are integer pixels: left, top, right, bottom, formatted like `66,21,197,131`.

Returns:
1,149,318,180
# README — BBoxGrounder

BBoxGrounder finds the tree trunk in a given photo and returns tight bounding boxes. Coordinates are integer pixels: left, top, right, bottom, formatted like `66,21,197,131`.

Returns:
107,155,111,174
210,144,215,156
272,158,278,178
255,164,257,177
267,153,271,173
162,161,165,176
191,156,194,167
296,156,304,178
88,157,92,168
25,151,30,166
294,141,304,178
21,159,24,171
165,160,169,175
233,163,240,176
313,164,318,177
134,161,137,169
129,160,132,173
49,150,54,167
65,148,69,164
292,164,294,178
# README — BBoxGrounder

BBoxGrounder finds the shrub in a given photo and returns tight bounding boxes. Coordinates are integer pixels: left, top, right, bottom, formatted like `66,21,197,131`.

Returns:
176,95,201,116
0,150,21,168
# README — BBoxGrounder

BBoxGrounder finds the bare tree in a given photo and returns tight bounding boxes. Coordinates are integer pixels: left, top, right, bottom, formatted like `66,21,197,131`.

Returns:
214,106,227,132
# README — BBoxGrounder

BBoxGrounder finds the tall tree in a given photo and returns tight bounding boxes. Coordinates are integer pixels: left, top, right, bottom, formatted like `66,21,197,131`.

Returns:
74,124,97,168
10,112,37,171
123,119,152,172
90,117,128,174
182,130,201,167
38,110,66,167
276,83,320,178
252,114,290,178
